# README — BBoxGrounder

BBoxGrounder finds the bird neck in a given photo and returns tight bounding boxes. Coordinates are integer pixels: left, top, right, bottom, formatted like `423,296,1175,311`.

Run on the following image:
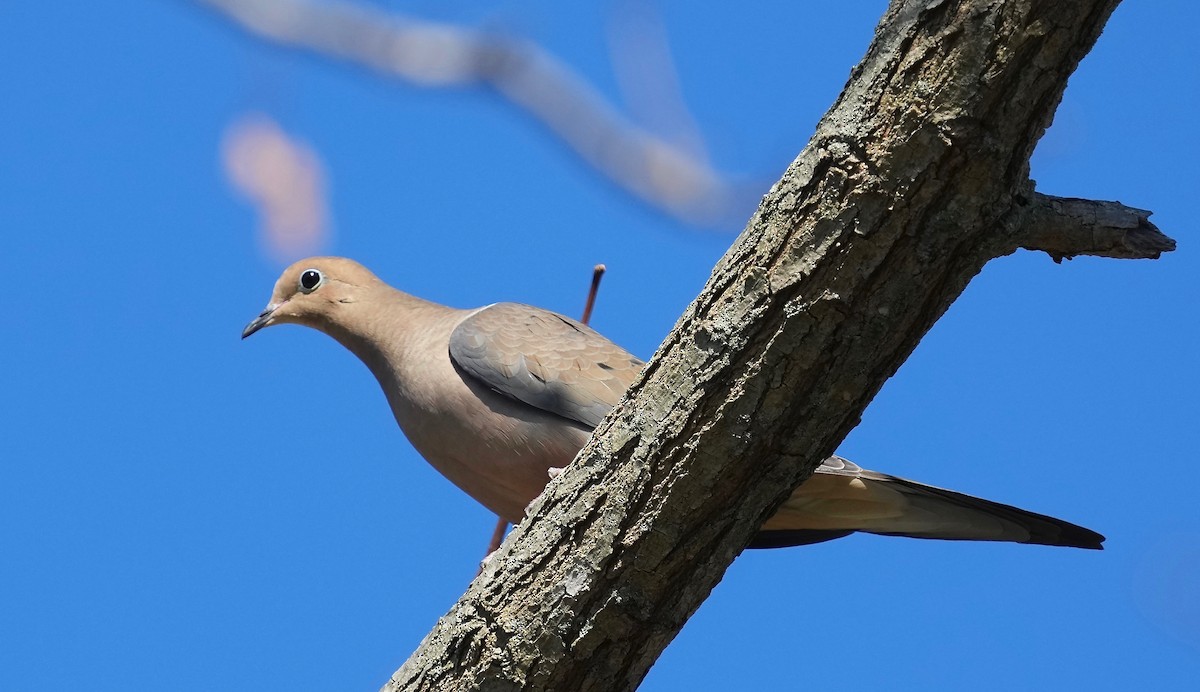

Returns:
320,287,460,399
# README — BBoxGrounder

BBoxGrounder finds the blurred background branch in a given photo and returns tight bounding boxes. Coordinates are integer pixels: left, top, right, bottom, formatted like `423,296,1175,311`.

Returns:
195,0,747,228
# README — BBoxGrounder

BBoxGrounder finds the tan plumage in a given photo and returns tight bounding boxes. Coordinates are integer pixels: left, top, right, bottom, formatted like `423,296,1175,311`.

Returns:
244,257,1103,550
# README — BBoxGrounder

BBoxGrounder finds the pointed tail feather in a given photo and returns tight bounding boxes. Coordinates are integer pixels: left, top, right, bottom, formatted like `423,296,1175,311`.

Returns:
751,456,1104,550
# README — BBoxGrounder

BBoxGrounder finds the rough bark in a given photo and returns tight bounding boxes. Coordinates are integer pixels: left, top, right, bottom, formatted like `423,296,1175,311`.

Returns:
385,1,1170,690
1014,193,1174,261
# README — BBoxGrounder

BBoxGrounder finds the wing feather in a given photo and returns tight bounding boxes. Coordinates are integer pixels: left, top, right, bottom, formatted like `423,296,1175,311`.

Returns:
448,303,644,428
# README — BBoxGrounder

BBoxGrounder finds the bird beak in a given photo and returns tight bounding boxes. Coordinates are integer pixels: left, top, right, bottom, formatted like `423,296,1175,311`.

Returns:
242,304,280,339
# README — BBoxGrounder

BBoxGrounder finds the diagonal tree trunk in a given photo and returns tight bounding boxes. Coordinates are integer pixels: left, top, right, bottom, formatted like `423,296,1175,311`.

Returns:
385,1,1173,690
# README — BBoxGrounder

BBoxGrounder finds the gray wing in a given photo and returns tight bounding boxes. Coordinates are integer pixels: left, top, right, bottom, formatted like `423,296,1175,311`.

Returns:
448,303,645,428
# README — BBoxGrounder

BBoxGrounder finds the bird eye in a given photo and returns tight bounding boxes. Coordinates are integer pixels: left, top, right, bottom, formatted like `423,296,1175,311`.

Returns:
298,268,324,293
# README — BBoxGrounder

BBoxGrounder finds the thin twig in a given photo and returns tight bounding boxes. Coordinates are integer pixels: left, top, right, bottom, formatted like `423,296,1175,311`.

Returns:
580,264,607,325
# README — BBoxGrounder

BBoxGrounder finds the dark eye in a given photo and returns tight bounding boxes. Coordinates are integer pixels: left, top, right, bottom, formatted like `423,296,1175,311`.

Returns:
298,268,324,293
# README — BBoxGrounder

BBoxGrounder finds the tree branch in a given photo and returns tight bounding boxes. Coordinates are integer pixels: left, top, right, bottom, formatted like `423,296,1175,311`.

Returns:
381,0,1159,690
192,0,744,226
1013,192,1176,262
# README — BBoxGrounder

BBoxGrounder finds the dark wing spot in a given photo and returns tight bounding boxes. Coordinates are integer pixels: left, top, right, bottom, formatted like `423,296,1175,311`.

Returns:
552,315,585,333
597,362,614,371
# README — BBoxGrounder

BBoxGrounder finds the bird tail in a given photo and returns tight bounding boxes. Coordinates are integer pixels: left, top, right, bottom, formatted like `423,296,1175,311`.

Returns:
750,456,1104,550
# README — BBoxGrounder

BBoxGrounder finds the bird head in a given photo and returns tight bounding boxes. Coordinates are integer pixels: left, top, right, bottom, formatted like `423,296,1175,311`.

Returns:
242,256,381,339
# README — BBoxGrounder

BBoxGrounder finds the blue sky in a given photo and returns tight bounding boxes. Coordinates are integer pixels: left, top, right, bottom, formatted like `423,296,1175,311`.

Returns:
2,2,1197,690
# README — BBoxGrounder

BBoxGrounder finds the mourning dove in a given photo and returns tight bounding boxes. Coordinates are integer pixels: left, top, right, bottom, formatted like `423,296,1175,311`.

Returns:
243,257,1104,550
